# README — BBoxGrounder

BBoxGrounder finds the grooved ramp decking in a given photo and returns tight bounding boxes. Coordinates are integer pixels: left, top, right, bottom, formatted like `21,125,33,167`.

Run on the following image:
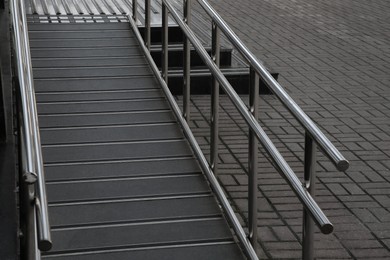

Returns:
29,19,244,259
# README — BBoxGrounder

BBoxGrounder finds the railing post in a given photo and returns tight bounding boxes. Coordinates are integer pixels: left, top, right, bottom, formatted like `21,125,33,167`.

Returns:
248,67,259,252
183,0,191,122
144,0,151,50
132,0,137,22
210,21,220,175
303,132,317,260
161,3,168,83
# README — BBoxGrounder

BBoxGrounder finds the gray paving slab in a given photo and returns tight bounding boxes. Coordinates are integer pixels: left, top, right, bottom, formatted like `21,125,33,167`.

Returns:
187,0,390,259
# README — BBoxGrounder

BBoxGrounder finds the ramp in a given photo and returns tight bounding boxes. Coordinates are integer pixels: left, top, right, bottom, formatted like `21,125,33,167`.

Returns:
29,18,245,259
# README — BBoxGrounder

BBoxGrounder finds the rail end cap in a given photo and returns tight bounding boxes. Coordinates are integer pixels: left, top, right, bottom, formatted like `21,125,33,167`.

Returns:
38,240,52,251
321,223,334,234
337,160,350,172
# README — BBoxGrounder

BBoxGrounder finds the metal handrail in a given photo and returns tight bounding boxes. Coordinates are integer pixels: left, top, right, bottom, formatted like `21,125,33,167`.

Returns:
163,0,333,232
197,0,349,172
132,0,348,259
131,1,258,259
10,0,52,253
192,2,350,258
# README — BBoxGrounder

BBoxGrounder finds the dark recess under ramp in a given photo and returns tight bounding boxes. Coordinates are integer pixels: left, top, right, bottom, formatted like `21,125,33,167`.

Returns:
29,18,245,259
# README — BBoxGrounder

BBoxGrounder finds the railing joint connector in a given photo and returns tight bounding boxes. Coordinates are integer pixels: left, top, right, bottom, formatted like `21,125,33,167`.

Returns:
23,171,38,184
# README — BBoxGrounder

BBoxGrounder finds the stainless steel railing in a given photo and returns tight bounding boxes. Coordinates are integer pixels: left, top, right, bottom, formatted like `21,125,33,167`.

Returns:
10,0,52,257
194,1,350,259
131,0,349,259
197,0,349,172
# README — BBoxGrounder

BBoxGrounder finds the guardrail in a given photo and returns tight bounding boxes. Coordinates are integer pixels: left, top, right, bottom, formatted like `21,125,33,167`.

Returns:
131,0,349,259
10,0,52,257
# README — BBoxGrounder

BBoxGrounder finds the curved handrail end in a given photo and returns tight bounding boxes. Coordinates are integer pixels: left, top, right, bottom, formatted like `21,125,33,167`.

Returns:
321,223,334,235
337,159,350,172
38,240,52,252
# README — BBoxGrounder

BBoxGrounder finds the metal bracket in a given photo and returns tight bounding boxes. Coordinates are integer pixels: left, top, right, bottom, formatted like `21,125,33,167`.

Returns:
23,171,37,184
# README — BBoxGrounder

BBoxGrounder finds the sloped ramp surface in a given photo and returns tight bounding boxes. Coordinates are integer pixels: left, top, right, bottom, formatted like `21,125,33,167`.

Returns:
29,18,245,259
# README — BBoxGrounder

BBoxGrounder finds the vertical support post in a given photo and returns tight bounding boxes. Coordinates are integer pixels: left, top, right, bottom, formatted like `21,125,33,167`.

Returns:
183,0,191,122
161,3,168,83
303,132,316,260
26,184,40,260
132,0,137,22
144,0,151,50
210,21,220,175
248,67,259,252
0,0,4,9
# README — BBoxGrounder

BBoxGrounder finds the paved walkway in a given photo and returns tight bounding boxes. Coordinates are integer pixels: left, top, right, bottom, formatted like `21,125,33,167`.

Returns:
187,0,390,259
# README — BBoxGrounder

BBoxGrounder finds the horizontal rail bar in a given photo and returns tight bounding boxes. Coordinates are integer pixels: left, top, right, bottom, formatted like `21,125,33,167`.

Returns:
128,13,259,260
197,0,349,172
163,0,333,235
10,0,52,251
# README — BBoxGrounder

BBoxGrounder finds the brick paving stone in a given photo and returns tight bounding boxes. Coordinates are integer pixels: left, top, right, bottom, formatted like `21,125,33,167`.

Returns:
186,0,390,258
351,208,380,223
315,249,351,259
268,250,302,259
349,249,390,258
258,226,279,242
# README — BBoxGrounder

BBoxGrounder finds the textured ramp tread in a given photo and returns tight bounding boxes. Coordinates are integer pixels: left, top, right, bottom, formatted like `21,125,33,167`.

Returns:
30,18,244,259
33,66,152,78
34,77,157,92
42,243,243,260
35,89,163,102
38,111,175,128
40,123,183,144
38,99,168,114
42,140,192,163
31,47,141,58
46,174,209,203
44,157,200,182
29,38,136,48
48,219,234,253
32,56,146,68
49,196,220,228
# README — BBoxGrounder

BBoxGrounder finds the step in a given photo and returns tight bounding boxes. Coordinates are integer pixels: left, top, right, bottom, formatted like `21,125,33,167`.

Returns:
167,67,278,95
150,44,232,68
139,25,184,44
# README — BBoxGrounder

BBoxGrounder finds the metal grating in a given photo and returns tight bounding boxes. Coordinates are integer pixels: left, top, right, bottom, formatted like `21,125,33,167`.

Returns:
25,0,181,25
27,14,129,23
